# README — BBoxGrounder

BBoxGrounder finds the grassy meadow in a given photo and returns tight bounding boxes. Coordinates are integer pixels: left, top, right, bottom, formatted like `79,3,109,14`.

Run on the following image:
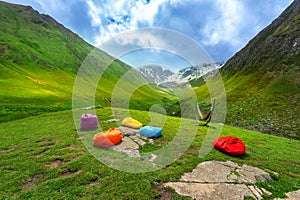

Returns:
0,107,299,199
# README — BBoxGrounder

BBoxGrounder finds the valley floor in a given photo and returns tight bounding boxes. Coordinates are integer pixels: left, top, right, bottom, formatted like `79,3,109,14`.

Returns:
0,107,299,199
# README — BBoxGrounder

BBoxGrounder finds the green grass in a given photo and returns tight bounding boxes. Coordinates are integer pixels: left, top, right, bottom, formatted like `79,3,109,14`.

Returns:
212,0,300,140
0,107,299,199
0,2,175,123
191,67,300,140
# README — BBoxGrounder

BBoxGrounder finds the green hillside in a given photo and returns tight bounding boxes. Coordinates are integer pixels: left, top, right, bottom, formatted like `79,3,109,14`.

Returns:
0,108,299,199
194,0,300,139
0,1,173,123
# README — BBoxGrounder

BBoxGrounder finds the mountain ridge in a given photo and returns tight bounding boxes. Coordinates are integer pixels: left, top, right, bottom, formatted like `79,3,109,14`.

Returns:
138,63,222,87
215,0,300,139
0,1,172,122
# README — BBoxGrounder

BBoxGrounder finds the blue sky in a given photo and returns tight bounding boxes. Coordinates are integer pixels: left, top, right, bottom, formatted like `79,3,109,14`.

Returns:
3,0,294,69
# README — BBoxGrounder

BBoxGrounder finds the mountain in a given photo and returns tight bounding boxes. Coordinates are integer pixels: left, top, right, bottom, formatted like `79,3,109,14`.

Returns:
138,63,222,87
196,0,300,139
0,1,172,122
138,65,175,84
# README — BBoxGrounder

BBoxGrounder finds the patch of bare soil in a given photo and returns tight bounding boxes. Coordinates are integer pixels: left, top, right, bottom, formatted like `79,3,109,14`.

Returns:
63,144,78,149
61,169,82,178
45,158,64,168
36,138,55,147
89,179,100,186
0,144,20,152
77,134,85,140
153,184,173,200
22,175,46,191
34,149,49,157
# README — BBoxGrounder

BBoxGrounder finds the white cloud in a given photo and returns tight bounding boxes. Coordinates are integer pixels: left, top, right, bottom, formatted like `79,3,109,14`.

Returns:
201,0,245,47
85,0,101,26
85,0,168,46
7,0,292,62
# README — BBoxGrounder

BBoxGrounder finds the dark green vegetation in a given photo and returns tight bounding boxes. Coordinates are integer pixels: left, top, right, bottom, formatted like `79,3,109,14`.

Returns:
193,0,300,139
0,1,173,123
0,108,299,199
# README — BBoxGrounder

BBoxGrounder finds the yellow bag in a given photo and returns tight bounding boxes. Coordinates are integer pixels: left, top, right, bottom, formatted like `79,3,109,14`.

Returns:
121,117,142,129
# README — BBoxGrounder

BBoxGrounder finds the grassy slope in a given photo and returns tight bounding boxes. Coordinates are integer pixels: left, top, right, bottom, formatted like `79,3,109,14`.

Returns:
0,1,92,122
0,108,299,199
193,1,300,139
0,1,173,123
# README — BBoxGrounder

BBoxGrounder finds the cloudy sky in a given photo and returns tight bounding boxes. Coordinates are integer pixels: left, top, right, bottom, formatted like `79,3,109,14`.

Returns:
3,0,294,69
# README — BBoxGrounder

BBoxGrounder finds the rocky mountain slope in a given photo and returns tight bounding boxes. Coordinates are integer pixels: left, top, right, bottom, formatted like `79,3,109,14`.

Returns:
218,0,300,139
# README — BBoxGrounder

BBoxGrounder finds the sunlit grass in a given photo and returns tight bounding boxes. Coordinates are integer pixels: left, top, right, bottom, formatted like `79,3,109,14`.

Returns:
0,108,299,199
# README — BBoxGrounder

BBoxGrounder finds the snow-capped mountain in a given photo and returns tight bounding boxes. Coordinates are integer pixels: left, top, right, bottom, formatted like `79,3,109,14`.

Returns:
138,65,175,84
138,63,223,88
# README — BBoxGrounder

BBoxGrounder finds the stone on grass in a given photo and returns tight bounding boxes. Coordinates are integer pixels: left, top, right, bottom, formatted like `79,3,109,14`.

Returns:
165,160,274,200
112,137,140,157
118,126,140,136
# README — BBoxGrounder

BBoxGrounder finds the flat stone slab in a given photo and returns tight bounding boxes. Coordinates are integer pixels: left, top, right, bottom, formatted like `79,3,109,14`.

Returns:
165,160,274,200
129,135,146,147
179,160,272,184
110,126,158,165
286,189,300,200
237,164,273,183
112,137,140,157
164,182,256,200
275,189,300,200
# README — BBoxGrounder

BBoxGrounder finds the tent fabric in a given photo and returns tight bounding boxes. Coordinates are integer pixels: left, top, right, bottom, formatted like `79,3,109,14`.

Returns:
80,113,98,130
121,117,143,129
213,136,245,156
93,128,122,148
139,126,162,138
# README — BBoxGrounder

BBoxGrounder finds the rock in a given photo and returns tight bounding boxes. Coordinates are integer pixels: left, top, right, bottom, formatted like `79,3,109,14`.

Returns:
237,164,272,183
118,126,140,136
164,182,254,200
100,119,120,123
248,185,263,200
179,160,272,184
275,189,300,200
80,105,102,110
286,189,300,200
179,160,239,183
129,135,146,147
149,154,157,165
261,188,272,196
148,138,154,144
112,137,140,157
165,160,274,200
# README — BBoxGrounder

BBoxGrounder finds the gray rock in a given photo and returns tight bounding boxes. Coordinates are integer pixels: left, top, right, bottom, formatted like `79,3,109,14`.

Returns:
109,119,120,122
118,126,140,136
275,189,300,200
179,160,239,183
129,135,146,147
164,182,254,200
237,164,272,183
165,160,274,200
80,105,102,110
179,160,273,184
149,154,157,165
112,137,140,157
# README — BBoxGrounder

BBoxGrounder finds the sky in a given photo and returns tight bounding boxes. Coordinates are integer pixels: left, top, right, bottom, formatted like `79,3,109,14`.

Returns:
3,0,294,69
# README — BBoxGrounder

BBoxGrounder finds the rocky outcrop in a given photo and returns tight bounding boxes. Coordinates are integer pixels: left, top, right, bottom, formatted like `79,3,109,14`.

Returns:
164,160,275,200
